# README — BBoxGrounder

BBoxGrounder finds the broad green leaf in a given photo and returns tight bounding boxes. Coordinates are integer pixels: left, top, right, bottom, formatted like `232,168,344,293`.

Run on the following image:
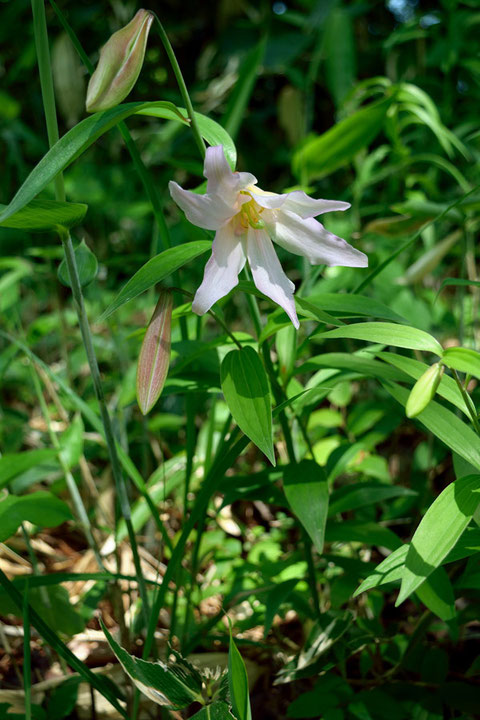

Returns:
325,519,401,551
378,351,468,415
0,449,58,490
383,381,480,470
415,567,456,621
397,474,480,605
319,322,443,355
0,101,236,224
0,491,73,542
191,703,236,720
220,347,274,464
0,583,84,637
264,579,299,638
442,347,480,381
354,527,480,597
353,545,408,595
101,242,211,319
58,240,98,288
46,677,82,720
0,198,87,231
305,292,406,323
328,482,416,516
101,620,203,708
292,97,392,181
296,352,406,382
228,626,252,720
283,460,329,552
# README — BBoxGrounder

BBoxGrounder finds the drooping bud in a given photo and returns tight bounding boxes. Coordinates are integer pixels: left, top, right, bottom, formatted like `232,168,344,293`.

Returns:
406,362,444,418
86,9,154,113
136,289,173,415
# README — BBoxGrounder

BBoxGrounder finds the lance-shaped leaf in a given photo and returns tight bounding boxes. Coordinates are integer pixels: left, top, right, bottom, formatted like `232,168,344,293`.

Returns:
0,198,87,231
283,460,329,553
136,290,173,414
86,10,154,112
228,624,252,720
397,474,480,605
101,241,211,319
220,346,274,465
101,620,203,708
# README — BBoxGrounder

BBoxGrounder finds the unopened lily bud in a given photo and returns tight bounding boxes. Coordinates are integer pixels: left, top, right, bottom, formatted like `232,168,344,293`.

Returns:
406,363,444,418
136,290,173,415
86,9,154,113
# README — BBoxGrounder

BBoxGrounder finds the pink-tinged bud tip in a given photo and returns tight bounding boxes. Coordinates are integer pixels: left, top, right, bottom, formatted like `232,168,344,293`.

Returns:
86,9,154,113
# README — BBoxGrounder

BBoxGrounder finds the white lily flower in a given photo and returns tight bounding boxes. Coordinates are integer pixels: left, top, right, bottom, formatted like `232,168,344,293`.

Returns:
169,146,367,329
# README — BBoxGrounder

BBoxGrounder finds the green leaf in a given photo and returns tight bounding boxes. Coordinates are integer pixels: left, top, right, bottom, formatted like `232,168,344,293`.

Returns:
328,482,416,516
283,460,329,552
415,567,456,621
306,293,406,323
0,198,87,231
46,677,82,720
264,579,299,638
325,520,401,551
353,545,408,596
0,449,58,490
442,347,480,381
292,97,392,181
319,322,443,355
101,620,203,708
0,101,236,224
383,381,480,471
220,346,274,464
397,474,480,605
0,584,85,637
0,491,73,542
191,702,236,720
101,242,211,319
296,352,406,382
228,626,252,720
58,240,98,288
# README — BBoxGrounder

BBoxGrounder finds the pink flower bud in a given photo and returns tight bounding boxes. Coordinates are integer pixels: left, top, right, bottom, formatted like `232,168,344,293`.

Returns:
86,9,154,113
136,290,173,415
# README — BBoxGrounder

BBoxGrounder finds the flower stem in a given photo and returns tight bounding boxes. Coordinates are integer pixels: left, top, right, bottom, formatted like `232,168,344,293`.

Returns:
452,369,480,436
153,13,206,159
31,0,151,630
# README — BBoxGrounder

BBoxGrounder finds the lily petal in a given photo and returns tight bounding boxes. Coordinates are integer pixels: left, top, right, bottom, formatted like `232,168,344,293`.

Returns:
204,145,257,202
192,223,246,315
246,227,299,329
169,181,238,230
251,188,350,218
267,210,368,268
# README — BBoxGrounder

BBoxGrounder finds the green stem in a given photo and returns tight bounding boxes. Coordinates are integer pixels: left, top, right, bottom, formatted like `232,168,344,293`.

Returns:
31,0,64,201
31,0,151,631
153,13,206,160
452,369,480,436
23,581,32,720
49,0,172,251
143,429,247,659
28,362,105,570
